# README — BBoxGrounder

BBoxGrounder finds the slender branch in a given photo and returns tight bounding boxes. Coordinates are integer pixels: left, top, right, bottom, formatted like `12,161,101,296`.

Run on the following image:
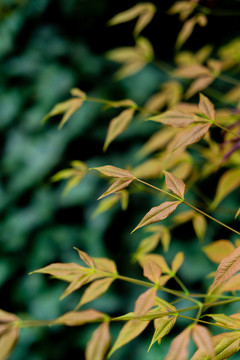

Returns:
173,274,190,296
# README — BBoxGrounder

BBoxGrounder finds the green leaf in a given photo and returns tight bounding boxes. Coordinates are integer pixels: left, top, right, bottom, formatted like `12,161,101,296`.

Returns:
205,314,240,330
132,201,181,233
148,316,177,351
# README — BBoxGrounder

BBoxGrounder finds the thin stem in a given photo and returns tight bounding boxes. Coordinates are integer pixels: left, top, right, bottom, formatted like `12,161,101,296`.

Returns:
17,320,53,328
184,201,240,236
214,121,240,139
177,314,232,330
136,178,181,201
173,274,190,296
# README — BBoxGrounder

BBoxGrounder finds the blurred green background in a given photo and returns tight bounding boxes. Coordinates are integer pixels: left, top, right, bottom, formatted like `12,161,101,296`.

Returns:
1,0,240,359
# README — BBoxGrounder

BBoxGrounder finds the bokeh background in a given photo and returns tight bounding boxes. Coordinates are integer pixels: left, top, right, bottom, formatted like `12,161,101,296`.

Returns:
1,0,240,359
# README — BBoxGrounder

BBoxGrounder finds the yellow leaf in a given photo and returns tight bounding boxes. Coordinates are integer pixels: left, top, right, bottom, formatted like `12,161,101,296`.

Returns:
77,278,114,308
58,98,84,129
104,108,135,151
54,309,104,326
93,258,117,274
210,246,240,293
85,322,111,360
175,17,197,49
132,201,181,233
98,178,133,200
192,214,207,242
235,207,240,219
30,263,85,277
165,327,191,360
145,254,171,273
74,248,95,268
0,328,19,360
148,316,177,351
167,123,211,153
222,273,240,292
192,325,214,357
92,194,120,218
203,240,235,264
93,165,134,179
211,168,240,210
199,94,215,120
164,170,186,198
171,252,184,273
173,64,211,79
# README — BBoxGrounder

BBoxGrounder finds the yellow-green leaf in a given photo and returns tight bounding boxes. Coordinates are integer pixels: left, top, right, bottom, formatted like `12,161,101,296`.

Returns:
54,309,104,326
92,194,120,218
199,94,215,120
171,252,184,273
148,316,177,351
146,254,171,274
85,322,111,360
60,274,94,300
221,273,240,292
211,168,240,210
148,111,194,128
173,64,211,79
210,246,240,293
103,108,135,151
192,214,207,242
92,165,134,179
98,178,133,200
0,328,19,360
203,240,235,264
167,123,211,153
77,278,114,308
132,201,181,233
164,170,186,198
74,248,95,268
205,314,240,330
192,325,214,357
165,327,191,360
175,17,197,49
235,207,240,219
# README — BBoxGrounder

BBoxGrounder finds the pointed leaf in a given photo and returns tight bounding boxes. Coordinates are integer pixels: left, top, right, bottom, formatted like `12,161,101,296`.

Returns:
70,88,86,98
192,325,214,357
155,297,177,312
203,240,235,264
93,258,117,274
164,171,186,198
165,327,191,360
103,108,135,151
133,5,156,37
58,98,84,129
42,99,74,123
143,260,161,283
167,123,211,153
192,214,207,243
175,17,197,49
205,314,240,329
173,65,211,79
108,3,150,26
92,194,120,218
74,248,95,268
199,94,215,120
54,309,105,326
30,263,85,277
171,252,184,273
148,316,177,351
210,246,240,292
85,322,111,360
185,75,214,99
191,331,240,360
98,178,133,200
60,274,96,300
78,278,114,308
132,201,180,233
222,273,240,292
235,207,240,219
211,168,240,210
93,165,134,179
146,254,171,273
134,288,156,316
149,111,195,128
0,328,19,360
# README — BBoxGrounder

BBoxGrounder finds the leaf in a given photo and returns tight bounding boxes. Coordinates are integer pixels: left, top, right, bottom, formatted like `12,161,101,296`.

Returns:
175,17,197,49
155,297,177,312
134,288,156,316
165,327,191,360
199,94,215,120
221,273,240,292
210,246,240,293
42,99,74,123
167,123,211,153
92,194,120,218
0,328,19,360
92,165,134,179
203,240,235,264
93,258,117,274
54,309,105,326
58,98,84,129
108,319,149,357
192,214,207,242
30,263,85,277
211,168,240,210
185,75,214,99
74,248,95,268
148,111,195,128
205,314,240,329
85,322,111,360
143,260,161,283
164,170,186,198
148,316,177,351
235,207,240,219
60,274,94,300
146,254,171,273
171,252,184,273
77,277,114,308
191,331,240,360
98,178,133,200
132,201,181,233
192,325,214,357
108,3,156,37
70,88,86,98
173,65,211,79
134,234,162,260
103,108,135,151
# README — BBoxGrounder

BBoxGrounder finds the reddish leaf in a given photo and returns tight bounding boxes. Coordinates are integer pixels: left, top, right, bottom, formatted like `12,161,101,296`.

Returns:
148,316,177,351
30,263,85,277
165,327,191,360
164,170,186,198
192,325,214,357
93,165,134,179
143,260,161,283
85,322,111,360
132,201,181,233
77,277,114,308
134,288,156,316
54,309,104,326
148,111,194,128
74,248,95,268
0,328,19,360
210,247,240,293
199,94,215,120
98,178,133,200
